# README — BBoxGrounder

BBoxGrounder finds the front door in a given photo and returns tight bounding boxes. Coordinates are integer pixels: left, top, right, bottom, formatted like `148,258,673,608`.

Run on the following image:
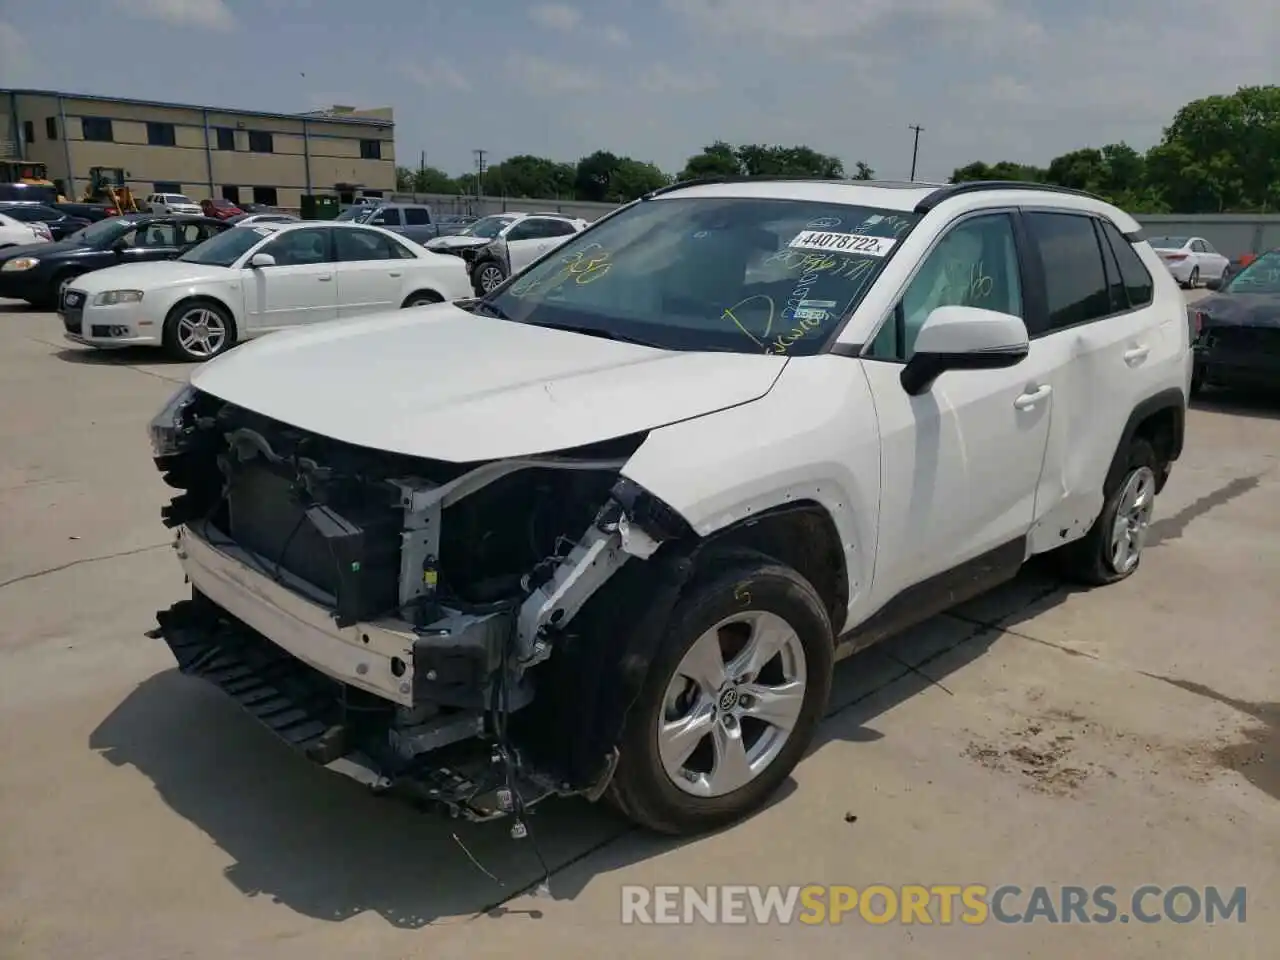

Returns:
240,226,338,330
120,220,183,263
861,212,1052,607
504,218,572,273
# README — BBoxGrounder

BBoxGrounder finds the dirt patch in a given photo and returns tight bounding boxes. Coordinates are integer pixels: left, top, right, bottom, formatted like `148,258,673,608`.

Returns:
963,717,1096,796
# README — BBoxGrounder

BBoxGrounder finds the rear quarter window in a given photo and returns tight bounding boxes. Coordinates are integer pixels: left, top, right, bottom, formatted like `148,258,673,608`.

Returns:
1098,220,1154,308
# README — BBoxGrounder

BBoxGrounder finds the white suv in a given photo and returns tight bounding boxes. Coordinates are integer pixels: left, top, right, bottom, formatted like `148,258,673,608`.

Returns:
146,193,202,215
422,211,588,291
147,178,1190,837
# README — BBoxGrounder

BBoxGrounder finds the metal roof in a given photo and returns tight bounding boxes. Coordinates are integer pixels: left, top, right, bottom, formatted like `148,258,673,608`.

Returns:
2,88,394,127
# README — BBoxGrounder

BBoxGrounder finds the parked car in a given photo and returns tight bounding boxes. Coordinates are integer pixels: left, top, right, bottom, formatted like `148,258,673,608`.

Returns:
0,214,228,308
201,198,243,220
228,212,301,227
335,202,441,244
52,201,119,222
461,214,590,293
145,193,203,216
1147,235,1229,289
435,214,478,237
143,178,1190,837
0,202,88,241
61,220,472,360
0,211,52,250
1190,248,1280,394
234,202,276,215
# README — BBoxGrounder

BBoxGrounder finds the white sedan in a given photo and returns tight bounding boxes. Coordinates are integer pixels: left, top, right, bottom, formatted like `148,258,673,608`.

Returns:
1147,235,1230,288
0,211,53,248
60,221,473,361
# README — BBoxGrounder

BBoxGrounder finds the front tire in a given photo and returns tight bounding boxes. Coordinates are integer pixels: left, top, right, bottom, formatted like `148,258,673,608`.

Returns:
1056,438,1161,586
162,299,235,362
606,557,834,835
473,259,507,295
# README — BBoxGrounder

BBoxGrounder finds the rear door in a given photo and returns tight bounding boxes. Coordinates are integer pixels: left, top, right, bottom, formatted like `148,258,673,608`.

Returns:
1015,210,1162,554
505,217,572,272
333,227,415,316
241,226,338,329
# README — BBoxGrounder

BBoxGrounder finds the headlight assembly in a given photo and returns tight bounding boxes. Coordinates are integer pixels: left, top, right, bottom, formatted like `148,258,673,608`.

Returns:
1,258,39,271
148,383,198,458
95,289,145,305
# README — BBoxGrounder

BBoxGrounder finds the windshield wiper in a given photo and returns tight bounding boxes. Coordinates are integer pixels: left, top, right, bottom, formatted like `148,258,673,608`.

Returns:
526,320,660,348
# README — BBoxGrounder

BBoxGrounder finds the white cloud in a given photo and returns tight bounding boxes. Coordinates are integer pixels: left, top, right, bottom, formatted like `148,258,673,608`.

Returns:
112,0,236,31
638,64,718,96
399,60,471,92
600,25,630,47
529,3,583,32
505,54,598,94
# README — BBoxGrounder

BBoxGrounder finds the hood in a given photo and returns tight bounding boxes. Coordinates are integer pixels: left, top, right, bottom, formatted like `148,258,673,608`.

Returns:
0,239,61,261
190,303,788,462
426,234,489,250
72,258,232,293
1194,292,1280,327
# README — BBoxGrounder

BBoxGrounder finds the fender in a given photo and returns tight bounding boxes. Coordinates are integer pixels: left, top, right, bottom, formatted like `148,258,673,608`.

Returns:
1103,387,1186,495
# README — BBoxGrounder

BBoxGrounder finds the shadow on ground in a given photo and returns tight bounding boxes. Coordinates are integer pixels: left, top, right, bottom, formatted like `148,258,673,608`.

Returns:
87,562,1073,929
55,346,184,366
1192,386,1280,422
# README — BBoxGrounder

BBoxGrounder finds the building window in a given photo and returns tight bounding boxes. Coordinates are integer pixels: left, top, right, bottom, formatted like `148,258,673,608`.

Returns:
81,117,115,142
359,139,382,160
247,130,274,153
45,117,58,140
22,120,34,144
147,122,176,147
252,186,278,206
215,127,236,151
221,185,241,204
154,182,182,194
362,190,383,198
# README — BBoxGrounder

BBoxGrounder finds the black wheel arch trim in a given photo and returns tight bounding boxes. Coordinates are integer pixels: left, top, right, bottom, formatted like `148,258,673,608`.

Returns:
1104,387,1185,495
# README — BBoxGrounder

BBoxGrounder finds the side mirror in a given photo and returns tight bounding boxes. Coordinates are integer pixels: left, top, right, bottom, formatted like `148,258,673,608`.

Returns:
111,237,129,252
1204,277,1221,291
900,305,1030,396
249,252,276,268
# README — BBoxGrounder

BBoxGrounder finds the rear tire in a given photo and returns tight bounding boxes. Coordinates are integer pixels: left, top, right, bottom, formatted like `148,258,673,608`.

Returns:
1056,438,1161,586
605,557,834,835
401,290,443,308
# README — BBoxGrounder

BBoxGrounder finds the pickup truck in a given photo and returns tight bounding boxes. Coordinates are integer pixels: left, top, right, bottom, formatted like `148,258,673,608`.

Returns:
334,202,471,244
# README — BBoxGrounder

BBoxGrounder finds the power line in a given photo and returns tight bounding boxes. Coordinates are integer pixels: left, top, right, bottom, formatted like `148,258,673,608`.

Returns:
908,125,924,182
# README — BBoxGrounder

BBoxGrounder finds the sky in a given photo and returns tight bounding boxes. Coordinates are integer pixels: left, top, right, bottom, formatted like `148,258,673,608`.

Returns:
2,0,1277,182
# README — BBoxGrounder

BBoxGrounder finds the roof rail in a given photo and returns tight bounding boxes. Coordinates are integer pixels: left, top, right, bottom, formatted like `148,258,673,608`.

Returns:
915,180,1102,213
643,175,944,200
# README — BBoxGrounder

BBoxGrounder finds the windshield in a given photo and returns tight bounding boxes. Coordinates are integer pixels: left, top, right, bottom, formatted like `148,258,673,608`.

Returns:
166,195,194,204
1224,251,1280,294
78,217,135,246
178,226,269,266
1148,236,1189,249
461,215,515,238
337,206,375,223
488,196,919,355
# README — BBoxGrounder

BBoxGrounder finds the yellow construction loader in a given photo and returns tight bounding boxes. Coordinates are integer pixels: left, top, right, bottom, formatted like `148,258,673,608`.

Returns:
81,167,139,212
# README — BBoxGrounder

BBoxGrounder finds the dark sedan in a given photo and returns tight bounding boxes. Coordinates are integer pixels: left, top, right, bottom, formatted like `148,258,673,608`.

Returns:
0,202,91,241
0,214,230,308
52,202,119,222
1190,248,1280,394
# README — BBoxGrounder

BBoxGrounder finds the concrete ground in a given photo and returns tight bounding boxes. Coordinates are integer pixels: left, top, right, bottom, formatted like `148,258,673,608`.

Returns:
1,292,1277,959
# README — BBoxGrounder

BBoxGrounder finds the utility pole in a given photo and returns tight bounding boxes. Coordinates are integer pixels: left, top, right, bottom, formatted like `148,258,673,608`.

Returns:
473,148,487,200
908,125,924,182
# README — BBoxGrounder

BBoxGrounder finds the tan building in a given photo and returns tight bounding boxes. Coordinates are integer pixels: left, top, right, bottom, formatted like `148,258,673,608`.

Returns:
1,89,395,210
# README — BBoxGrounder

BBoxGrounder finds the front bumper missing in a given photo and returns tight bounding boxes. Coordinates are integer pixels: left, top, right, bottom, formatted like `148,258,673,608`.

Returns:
150,597,562,820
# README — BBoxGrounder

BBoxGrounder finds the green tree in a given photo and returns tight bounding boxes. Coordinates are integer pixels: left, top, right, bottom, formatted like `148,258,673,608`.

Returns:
574,150,623,202
852,161,875,180
609,158,671,201
950,160,1046,183
678,141,742,180
483,155,576,198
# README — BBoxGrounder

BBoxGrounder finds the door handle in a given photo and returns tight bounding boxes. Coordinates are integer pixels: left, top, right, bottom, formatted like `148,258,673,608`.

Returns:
1123,345,1149,364
389,271,402,277
1014,385,1052,409
317,274,333,281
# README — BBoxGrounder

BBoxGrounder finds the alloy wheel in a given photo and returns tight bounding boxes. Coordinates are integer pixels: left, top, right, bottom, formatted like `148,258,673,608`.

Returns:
1110,466,1156,574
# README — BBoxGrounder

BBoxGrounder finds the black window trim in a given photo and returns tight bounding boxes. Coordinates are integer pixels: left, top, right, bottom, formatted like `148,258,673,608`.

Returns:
1094,217,1130,315
336,226,409,262
257,225,336,265
1019,206,1155,340
1096,216,1155,313
856,207,1026,364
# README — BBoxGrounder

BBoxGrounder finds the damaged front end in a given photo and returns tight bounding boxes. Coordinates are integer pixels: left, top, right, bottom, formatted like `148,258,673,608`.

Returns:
146,384,695,822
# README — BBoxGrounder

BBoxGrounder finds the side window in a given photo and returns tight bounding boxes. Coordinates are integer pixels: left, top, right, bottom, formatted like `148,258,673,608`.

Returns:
1024,212,1110,331
545,219,578,237
138,222,179,247
867,213,1023,360
180,222,219,245
1094,220,1128,314
1097,220,1154,309
1190,239,1205,253
403,208,431,226
334,228,399,262
1201,240,1217,254
506,219,543,241
259,228,332,266
371,207,402,226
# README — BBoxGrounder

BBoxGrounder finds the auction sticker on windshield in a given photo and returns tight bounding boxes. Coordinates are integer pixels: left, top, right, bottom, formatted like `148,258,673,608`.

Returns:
788,231,897,257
